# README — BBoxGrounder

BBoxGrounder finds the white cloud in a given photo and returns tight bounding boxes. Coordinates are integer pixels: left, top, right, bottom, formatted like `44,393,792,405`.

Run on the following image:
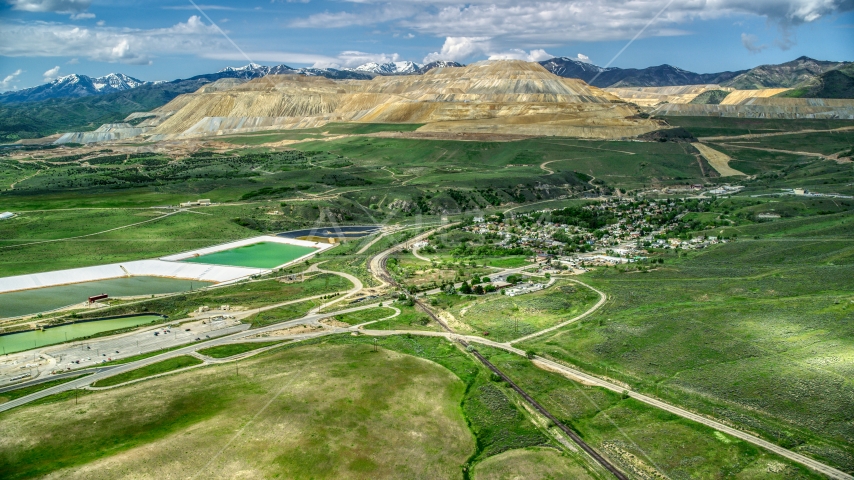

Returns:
0,16,222,65
43,65,60,81
741,33,768,53
66,57,78,64
423,36,491,63
489,48,554,62
8,0,91,14
69,12,94,20
1,69,24,91
290,4,415,28
292,0,854,56
576,53,591,63
95,20,104,26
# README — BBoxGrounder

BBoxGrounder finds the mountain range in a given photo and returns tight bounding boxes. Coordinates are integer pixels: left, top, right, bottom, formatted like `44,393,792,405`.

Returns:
1,56,851,143
0,73,154,104
0,61,467,105
4,56,850,106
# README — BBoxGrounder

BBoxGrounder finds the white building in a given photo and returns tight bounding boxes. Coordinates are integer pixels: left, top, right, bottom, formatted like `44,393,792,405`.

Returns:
0,212,14,220
505,283,546,297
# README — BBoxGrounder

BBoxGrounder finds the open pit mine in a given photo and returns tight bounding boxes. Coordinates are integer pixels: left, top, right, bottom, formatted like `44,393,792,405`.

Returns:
56,61,662,144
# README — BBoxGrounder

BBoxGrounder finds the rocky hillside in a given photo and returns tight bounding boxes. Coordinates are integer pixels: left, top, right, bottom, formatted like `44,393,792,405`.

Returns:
540,56,852,91
74,60,659,142
539,57,744,88
723,56,851,90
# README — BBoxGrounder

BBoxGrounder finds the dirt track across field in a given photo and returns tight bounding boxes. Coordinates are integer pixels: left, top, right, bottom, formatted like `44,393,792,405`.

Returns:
693,143,745,176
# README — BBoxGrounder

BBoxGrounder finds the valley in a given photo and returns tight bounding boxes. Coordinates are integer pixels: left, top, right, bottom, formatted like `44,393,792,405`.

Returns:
0,57,852,480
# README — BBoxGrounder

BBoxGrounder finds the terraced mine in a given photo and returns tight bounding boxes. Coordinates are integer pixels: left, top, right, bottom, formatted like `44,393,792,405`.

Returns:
60,61,661,142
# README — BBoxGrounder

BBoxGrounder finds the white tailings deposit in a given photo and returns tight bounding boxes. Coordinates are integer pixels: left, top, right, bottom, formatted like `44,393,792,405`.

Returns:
0,236,333,294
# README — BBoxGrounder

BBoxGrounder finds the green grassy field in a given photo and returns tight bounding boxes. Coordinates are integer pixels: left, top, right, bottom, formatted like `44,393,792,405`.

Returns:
91,355,203,388
479,345,822,479
714,130,854,156
447,281,600,342
365,302,444,331
473,447,597,480
0,341,477,480
332,307,397,325
196,342,282,358
520,211,854,473
665,116,854,138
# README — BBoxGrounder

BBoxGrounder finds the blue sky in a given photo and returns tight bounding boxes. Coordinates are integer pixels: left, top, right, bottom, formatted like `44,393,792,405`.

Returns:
1,0,852,91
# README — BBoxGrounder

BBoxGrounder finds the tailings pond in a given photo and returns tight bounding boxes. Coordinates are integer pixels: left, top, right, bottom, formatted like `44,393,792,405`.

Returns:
182,241,317,269
1,277,208,319
0,314,164,355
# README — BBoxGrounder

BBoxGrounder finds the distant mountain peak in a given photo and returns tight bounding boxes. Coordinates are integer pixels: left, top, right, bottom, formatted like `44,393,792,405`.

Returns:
1,72,150,103
349,61,423,75
219,63,268,73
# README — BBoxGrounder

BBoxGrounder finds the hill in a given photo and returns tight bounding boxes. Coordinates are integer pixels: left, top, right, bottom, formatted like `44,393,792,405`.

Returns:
109,60,658,141
723,56,851,90
540,56,852,91
539,57,745,88
778,65,854,99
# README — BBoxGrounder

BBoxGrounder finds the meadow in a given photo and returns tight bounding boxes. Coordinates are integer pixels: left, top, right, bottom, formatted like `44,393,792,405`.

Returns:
447,281,600,342
0,342,476,479
664,116,854,138
520,210,854,473
479,345,822,479
713,130,854,156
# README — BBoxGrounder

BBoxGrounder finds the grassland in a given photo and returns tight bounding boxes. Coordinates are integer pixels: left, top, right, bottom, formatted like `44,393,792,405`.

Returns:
0,128,800,277
473,447,597,480
520,210,854,473
479,345,822,479
666,116,854,138
0,341,476,480
196,342,283,358
91,355,203,387
447,281,600,342
332,307,397,325
365,302,444,331
0,206,261,276
713,130,854,156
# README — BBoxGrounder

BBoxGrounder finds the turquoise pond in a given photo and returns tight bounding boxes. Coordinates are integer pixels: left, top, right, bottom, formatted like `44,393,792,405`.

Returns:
0,315,164,355
0,277,211,319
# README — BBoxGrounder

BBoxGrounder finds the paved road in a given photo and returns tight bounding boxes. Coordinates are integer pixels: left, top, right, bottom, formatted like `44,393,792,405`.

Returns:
0,301,382,413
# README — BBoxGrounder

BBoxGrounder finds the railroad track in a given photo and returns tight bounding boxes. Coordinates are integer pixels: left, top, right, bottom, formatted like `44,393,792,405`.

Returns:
373,245,628,479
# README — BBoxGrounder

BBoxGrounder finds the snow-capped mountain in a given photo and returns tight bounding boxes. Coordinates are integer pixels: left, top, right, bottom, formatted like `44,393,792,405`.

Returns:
0,73,153,104
415,61,464,74
91,73,150,92
350,61,422,75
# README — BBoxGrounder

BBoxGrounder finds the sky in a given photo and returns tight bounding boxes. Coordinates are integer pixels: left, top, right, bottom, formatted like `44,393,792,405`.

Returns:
1,0,853,91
